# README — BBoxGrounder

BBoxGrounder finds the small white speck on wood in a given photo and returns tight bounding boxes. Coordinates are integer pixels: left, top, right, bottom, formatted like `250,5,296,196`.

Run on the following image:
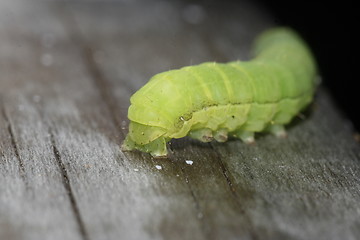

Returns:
185,160,193,165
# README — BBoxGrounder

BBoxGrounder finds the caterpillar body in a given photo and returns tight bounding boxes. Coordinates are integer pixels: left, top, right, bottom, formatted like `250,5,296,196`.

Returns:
121,28,317,157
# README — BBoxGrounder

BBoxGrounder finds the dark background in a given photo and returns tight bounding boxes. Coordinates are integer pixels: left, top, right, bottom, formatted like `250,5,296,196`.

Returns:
257,0,359,132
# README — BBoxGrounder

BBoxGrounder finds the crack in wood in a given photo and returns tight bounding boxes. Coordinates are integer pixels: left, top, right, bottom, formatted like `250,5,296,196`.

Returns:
83,46,124,135
209,144,241,201
180,167,203,217
209,143,260,240
53,3,126,140
1,105,27,185
49,130,90,240
178,166,210,239
53,3,130,169
81,44,143,172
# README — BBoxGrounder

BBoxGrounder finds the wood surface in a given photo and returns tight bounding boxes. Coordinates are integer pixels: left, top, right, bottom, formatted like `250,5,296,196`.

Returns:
1,0,359,240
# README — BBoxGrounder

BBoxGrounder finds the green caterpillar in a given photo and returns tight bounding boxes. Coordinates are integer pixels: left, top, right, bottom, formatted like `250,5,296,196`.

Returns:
121,27,317,157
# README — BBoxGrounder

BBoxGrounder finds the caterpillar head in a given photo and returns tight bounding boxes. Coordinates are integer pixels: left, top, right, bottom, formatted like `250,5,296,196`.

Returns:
121,71,188,157
121,114,170,157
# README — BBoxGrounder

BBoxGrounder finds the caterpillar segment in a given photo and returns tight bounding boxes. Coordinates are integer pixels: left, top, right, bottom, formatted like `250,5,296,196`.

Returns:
121,27,317,157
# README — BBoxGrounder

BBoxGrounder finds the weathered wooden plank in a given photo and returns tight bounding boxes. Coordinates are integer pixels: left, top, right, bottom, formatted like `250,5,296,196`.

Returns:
62,1,274,239
65,1,360,240
1,0,360,240
0,2,88,240
0,102,27,240
37,45,206,240
1,1,209,240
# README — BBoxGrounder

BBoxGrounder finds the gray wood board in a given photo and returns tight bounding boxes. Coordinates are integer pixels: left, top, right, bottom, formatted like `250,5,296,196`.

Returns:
0,0,359,240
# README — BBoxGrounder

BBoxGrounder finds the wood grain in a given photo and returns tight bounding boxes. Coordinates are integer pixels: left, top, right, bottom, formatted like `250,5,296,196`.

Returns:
0,0,359,240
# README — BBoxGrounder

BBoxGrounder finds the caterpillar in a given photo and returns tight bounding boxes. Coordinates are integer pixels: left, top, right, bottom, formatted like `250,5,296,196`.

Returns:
121,27,317,157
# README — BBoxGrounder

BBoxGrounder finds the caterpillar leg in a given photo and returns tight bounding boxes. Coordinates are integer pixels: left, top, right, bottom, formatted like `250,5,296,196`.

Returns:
234,130,255,144
189,128,213,142
214,128,228,142
267,124,287,138
121,136,168,157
